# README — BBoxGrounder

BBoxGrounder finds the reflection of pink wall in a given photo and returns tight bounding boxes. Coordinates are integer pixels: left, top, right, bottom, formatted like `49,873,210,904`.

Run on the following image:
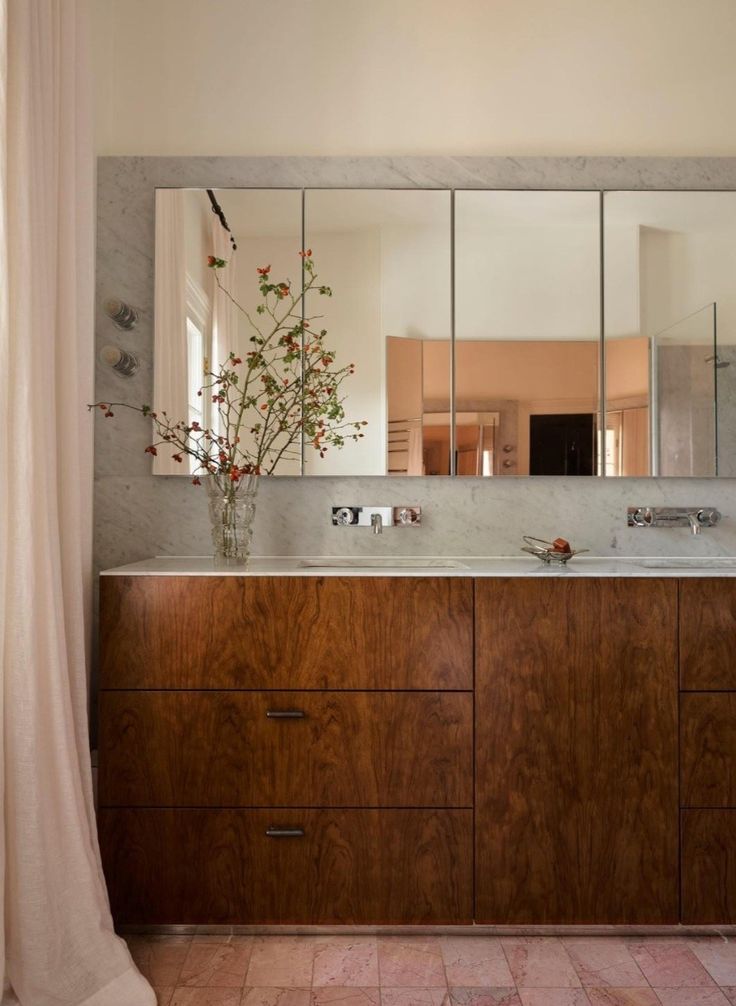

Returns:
606,336,649,400
423,340,598,401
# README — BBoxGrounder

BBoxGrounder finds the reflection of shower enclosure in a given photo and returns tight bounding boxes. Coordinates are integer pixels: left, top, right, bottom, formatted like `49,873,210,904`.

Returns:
652,303,718,476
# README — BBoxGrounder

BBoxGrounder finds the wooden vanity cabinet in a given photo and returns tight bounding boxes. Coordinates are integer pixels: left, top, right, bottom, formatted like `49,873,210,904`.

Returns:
680,579,736,922
474,577,679,924
98,574,474,925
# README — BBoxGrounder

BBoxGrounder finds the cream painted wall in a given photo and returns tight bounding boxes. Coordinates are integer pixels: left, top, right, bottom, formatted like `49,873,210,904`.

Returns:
91,0,736,156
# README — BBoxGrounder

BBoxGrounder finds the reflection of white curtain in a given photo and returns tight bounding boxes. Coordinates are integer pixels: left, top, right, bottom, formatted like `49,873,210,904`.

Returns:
153,189,188,474
211,215,240,365
0,2,153,1003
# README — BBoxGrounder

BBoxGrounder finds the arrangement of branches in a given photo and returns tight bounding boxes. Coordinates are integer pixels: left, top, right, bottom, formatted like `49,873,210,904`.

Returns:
90,251,366,482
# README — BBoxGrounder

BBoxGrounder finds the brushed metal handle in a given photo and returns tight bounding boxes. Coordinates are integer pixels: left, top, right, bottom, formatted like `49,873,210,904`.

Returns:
265,827,305,838
266,709,305,719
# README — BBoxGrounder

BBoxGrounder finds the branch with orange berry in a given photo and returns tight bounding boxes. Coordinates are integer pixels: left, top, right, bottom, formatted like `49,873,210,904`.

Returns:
89,251,367,482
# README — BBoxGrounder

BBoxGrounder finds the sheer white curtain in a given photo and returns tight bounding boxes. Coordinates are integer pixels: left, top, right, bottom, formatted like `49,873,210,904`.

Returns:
0,1,154,1003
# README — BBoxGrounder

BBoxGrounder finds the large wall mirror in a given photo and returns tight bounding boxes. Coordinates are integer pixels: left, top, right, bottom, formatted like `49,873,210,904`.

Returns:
455,191,601,476
152,185,733,477
604,191,736,477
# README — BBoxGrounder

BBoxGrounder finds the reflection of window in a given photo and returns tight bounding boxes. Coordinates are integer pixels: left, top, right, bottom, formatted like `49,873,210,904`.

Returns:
185,276,212,474
186,317,204,428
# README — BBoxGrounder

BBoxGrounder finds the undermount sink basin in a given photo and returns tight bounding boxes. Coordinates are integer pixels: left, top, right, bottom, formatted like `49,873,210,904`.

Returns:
299,558,469,569
636,557,736,569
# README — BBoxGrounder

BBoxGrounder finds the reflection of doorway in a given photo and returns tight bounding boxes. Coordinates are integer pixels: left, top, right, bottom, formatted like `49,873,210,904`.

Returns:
529,413,595,475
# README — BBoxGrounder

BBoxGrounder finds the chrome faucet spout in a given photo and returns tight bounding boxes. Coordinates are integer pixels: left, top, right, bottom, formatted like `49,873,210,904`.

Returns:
687,512,701,536
371,513,383,535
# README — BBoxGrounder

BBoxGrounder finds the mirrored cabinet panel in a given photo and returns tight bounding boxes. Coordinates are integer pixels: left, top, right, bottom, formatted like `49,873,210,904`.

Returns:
304,190,451,476
454,191,601,476
604,191,736,477
153,188,303,475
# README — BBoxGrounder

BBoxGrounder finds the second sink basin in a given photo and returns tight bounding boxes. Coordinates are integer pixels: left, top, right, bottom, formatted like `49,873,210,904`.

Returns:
299,558,469,569
636,557,736,569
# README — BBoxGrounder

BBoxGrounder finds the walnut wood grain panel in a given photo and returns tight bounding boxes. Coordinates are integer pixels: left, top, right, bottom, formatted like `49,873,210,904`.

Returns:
99,689,472,808
475,577,678,924
98,808,473,925
680,579,736,689
682,810,736,923
681,693,736,807
99,576,473,690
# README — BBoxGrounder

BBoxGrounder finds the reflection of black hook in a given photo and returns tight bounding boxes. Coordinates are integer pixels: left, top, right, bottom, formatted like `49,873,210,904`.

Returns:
206,189,238,252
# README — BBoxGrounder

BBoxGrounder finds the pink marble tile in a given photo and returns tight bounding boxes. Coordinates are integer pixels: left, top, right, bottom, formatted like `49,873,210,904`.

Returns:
562,940,648,988
180,938,253,988
585,992,660,1006
627,942,715,989
440,937,514,987
651,990,730,1006
126,936,192,986
689,939,736,986
155,990,175,1006
241,990,311,1006
382,990,450,1006
246,937,317,988
312,938,379,987
171,990,242,1006
501,938,581,989
448,990,521,1006
378,939,447,988
722,991,736,1004
517,991,590,1006
310,989,380,1006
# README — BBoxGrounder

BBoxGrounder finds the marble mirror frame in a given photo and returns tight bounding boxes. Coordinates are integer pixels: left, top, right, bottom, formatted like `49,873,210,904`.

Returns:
96,156,736,486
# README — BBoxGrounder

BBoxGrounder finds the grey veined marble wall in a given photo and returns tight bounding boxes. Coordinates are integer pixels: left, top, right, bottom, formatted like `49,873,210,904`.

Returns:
95,157,736,572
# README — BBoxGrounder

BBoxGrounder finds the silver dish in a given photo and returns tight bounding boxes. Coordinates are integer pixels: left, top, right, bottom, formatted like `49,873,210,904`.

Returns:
521,535,589,565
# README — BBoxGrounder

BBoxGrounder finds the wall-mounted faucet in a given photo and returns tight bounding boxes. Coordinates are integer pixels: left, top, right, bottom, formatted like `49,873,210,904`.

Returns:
627,506,722,536
332,506,422,532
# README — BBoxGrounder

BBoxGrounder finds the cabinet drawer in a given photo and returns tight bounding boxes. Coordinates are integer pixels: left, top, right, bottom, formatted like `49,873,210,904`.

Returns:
682,809,736,923
680,579,736,689
100,576,473,690
98,808,473,925
681,693,736,807
99,690,473,808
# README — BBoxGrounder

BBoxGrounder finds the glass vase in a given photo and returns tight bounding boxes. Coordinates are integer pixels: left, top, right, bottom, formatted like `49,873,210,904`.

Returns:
205,473,258,567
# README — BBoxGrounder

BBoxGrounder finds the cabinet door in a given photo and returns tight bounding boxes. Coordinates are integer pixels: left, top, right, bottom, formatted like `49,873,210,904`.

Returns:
681,693,736,808
681,578,736,689
99,808,473,925
475,577,678,924
682,810,736,923
100,575,473,690
99,690,473,808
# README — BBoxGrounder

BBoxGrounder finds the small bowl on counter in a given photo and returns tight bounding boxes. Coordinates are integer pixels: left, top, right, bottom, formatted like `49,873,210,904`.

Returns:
521,535,589,566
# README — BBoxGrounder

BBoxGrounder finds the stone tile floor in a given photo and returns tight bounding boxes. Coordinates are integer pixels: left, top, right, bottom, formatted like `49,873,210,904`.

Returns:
124,934,736,1006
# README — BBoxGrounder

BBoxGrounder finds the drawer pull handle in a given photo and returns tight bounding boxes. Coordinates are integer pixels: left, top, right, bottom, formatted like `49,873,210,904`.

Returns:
265,827,305,838
266,709,305,719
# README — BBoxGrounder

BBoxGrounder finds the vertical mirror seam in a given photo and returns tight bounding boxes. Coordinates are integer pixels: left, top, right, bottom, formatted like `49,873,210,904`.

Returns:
600,190,607,477
450,188,456,477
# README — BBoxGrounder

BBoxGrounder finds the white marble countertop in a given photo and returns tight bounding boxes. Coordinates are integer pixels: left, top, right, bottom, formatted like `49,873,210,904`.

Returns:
100,555,736,577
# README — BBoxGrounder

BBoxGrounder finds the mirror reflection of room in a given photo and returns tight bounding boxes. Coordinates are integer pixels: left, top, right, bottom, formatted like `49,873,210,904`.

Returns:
604,191,736,477
454,190,601,476
305,189,452,476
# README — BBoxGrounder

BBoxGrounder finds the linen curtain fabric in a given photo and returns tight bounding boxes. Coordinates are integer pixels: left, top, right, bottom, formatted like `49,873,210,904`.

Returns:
0,1,154,1002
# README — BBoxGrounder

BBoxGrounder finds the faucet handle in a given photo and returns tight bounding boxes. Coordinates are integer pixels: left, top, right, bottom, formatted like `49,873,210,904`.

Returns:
695,508,721,530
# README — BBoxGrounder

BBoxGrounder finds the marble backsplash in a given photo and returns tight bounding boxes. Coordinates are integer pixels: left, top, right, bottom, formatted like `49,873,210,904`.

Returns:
95,156,736,573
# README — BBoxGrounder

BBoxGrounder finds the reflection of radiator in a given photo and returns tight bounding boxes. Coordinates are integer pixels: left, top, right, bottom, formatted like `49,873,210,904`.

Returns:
388,417,422,475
